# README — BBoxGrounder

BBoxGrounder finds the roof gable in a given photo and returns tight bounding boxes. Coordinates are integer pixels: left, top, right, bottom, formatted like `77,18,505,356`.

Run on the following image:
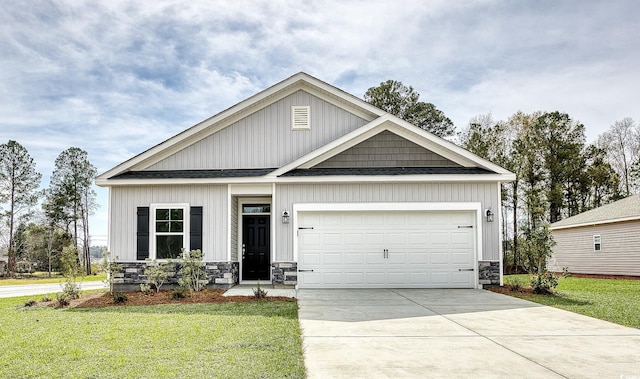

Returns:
97,72,384,182
550,194,640,230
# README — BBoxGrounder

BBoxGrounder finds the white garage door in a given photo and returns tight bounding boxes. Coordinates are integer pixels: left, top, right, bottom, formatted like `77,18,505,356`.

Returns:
297,210,476,288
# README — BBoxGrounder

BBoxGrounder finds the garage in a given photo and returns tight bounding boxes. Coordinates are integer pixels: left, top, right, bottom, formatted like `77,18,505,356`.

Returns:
296,209,478,288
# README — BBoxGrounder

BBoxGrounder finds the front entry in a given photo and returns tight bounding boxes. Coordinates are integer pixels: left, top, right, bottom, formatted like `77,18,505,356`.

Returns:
242,215,271,280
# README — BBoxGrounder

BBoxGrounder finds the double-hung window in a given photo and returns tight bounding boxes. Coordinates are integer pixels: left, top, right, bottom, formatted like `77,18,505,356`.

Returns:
593,235,601,252
152,204,189,259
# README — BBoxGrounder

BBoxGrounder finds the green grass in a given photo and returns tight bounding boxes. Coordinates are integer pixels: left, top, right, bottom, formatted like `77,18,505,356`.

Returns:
503,274,640,329
0,295,305,378
0,273,107,285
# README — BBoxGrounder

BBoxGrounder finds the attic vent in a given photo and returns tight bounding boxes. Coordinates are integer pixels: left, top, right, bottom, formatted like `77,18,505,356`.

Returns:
292,106,310,130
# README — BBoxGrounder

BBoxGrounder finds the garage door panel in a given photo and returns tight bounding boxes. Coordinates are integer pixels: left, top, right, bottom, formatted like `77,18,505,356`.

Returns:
298,210,476,289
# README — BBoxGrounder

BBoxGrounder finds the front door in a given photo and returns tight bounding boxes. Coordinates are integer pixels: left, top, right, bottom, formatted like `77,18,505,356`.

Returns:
242,215,270,280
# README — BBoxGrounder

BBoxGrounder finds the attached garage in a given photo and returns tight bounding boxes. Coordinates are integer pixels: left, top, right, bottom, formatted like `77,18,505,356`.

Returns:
295,204,481,289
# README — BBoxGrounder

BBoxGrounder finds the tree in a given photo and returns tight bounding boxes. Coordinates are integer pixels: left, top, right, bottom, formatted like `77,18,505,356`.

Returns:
364,80,455,137
0,140,42,276
46,148,97,275
596,118,640,196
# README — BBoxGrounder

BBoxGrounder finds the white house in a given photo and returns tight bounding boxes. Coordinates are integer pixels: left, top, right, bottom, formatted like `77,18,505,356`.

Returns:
96,72,515,290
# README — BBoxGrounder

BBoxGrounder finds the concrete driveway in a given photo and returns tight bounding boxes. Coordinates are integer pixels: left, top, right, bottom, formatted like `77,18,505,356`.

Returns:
298,289,640,378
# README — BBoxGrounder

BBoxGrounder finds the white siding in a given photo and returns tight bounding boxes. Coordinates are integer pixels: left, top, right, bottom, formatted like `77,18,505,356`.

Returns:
549,220,640,276
274,182,500,262
109,185,228,261
147,90,368,170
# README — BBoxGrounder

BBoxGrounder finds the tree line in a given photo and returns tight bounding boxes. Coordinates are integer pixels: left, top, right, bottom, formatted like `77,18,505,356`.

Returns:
365,80,639,273
0,141,97,277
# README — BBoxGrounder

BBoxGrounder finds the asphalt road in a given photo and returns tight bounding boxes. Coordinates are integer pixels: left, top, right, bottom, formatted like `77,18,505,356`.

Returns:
0,281,108,298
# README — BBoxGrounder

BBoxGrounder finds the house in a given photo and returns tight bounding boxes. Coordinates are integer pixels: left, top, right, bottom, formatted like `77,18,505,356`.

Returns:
549,194,640,277
96,72,515,290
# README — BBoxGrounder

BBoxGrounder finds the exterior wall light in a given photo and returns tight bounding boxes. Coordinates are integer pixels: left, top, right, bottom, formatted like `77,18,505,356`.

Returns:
485,209,494,223
282,210,290,224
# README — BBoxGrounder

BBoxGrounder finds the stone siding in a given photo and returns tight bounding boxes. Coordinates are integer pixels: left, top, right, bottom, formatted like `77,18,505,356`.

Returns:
111,261,239,292
271,262,297,287
478,260,501,287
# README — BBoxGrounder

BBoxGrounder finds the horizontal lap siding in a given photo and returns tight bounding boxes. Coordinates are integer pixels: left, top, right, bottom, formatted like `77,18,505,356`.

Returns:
274,182,500,262
147,90,368,170
550,221,640,276
110,185,227,261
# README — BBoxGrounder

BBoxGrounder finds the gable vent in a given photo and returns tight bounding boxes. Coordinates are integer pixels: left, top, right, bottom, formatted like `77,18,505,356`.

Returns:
292,106,310,130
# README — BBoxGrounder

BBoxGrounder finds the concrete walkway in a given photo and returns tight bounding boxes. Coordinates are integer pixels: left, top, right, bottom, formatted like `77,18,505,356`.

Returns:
298,289,640,378
0,281,108,298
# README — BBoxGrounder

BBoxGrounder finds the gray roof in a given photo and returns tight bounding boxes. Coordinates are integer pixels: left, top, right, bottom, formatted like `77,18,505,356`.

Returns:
280,167,493,176
550,194,640,229
112,169,275,179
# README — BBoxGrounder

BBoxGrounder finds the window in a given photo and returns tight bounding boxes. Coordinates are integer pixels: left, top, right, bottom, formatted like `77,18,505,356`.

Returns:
242,204,271,214
292,106,310,130
593,235,601,251
152,204,189,259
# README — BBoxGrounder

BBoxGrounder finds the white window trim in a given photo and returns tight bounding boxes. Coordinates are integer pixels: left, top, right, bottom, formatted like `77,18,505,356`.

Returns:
150,203,190,260
593,234,601,252
292,106,310,130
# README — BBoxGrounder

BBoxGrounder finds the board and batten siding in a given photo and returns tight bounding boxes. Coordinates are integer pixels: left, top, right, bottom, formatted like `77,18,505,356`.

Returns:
146,90,369,170
549,220,640,276
274,182,501,262
109,185,228,262
314,131,461,168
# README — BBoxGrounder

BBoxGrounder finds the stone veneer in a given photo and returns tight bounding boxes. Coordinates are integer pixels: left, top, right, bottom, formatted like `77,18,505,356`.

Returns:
478,260,501,287
271,262,298,286
111,261,239,292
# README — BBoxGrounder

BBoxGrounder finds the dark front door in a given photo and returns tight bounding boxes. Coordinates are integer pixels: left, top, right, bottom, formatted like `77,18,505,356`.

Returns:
242,215,270,280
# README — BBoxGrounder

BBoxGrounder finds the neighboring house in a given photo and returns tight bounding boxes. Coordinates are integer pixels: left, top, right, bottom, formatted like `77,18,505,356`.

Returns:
96,72,515,290
549,194,640,277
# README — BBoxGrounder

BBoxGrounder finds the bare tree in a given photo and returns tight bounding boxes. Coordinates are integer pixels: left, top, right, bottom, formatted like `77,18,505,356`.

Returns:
597,118,640,196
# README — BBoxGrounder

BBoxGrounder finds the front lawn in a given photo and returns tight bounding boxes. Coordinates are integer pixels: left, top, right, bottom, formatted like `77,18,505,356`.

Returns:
0,295,305,378
502,275,640,329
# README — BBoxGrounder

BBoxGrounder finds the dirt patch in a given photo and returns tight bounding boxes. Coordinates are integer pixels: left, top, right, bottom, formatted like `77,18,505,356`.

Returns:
38,289,295,308
488,286,539,296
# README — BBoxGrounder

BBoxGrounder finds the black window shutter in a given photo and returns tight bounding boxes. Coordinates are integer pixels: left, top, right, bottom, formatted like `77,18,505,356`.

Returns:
190,206,203,252
136,207,150,260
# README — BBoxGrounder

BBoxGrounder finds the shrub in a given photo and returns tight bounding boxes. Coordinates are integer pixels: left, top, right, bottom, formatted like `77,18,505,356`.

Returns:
60,246,82,299
177,249,208,293
105,253,123,295
40,296,52,303
252,282,268,300
530,271,559,294
171,287,187,299
144,259,174,293
56,293,70,307
140,283,152,295
24,299,37,307
112,292,128,303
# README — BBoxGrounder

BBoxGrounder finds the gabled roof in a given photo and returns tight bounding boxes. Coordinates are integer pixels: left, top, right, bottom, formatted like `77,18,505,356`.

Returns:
97,72,515,186
97,72,384,183
550,194,640,230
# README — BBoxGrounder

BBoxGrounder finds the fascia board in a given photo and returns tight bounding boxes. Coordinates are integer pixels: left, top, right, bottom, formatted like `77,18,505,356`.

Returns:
96,173,514,187
549,216,640,230
97,72,383,180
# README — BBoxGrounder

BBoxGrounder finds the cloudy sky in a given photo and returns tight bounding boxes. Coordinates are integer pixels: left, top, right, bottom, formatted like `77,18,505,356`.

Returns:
1,0,638,242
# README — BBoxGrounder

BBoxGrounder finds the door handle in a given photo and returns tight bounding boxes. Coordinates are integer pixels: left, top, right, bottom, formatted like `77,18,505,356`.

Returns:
298,269,314,272
383,249,389,259
458,268,474,271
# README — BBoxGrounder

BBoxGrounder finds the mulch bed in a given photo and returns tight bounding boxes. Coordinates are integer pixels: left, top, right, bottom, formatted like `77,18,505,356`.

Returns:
40,289,296,309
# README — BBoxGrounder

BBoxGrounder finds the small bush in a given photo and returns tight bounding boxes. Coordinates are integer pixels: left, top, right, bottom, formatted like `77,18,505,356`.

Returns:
56,293,70,307
171,287,187,299
177,249,208,293
252,282,268,300
112,292,128,304
140,283,152,295
40,296,52,303
530,271,559,294
143,259,174,293
24,299,37,307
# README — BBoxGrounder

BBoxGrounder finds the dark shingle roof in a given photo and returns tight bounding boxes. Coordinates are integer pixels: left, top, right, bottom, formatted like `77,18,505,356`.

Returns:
111,169,275,179
280,167,494,176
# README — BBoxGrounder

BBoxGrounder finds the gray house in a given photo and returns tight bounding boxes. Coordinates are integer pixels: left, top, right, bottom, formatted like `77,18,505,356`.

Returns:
96,72,515,290
549,194,640,277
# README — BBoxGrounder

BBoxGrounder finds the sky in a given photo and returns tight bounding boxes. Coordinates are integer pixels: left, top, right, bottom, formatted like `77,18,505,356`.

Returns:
1,0,638,243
